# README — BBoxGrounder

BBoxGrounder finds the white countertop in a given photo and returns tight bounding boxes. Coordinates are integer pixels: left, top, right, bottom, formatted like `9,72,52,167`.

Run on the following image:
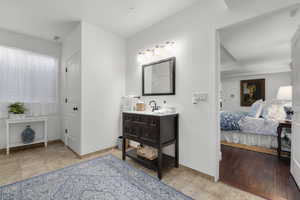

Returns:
122,110,178,116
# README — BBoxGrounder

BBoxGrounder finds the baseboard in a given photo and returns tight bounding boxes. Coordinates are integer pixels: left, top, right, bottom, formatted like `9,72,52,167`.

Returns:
179,164,215,182
78,146,117,159
221,141,290,157
0,139,63,153
65,146,82,159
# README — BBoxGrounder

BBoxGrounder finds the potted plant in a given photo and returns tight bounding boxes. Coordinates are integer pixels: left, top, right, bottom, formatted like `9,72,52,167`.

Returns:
8,102,26,119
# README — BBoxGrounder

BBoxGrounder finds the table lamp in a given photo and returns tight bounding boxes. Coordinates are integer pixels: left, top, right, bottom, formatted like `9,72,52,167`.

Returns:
277,86,293,120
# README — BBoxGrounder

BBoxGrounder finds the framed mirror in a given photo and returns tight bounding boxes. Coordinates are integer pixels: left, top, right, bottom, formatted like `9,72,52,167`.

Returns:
142,57,176,96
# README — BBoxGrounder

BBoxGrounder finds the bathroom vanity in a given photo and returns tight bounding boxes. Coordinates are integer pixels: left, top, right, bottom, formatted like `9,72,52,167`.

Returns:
122,111,179,179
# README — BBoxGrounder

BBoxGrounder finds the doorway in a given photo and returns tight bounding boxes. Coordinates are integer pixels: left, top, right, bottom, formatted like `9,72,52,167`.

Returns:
64,51,81,155
215,5,300,200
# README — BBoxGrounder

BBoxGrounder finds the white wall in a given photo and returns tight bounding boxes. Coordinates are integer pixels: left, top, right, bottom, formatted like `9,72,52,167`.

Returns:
61,25,82,61
0,28,60,57
0,28,62,149
221,72,291,112
126,0,299,178
80,22,126,155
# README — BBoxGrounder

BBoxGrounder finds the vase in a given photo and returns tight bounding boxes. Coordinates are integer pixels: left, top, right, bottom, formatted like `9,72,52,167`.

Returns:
22,125,35,144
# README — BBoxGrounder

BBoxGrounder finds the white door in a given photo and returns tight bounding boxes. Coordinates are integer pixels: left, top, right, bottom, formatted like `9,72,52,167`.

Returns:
291,27,300,188
65,51,81,155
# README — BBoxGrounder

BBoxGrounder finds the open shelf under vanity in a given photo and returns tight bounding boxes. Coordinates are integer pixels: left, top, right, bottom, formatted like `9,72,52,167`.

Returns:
126,149,175,171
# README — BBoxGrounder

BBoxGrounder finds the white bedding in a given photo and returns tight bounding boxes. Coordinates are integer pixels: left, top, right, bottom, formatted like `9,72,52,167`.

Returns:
238,116,279,136
221,130,278,149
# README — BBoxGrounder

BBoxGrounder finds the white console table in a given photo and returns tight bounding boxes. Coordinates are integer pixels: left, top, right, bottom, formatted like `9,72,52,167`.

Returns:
5,117,48,155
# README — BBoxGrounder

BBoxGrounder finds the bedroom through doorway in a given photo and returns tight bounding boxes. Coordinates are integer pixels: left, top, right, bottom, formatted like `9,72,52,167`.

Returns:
218,5,300,200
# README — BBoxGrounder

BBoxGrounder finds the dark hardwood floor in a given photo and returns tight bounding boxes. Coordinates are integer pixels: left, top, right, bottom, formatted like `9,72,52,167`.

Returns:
220,145,300,200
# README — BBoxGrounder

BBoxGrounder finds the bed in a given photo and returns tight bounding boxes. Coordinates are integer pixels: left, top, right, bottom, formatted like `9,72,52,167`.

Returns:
221,130,278,149
220,110,279,149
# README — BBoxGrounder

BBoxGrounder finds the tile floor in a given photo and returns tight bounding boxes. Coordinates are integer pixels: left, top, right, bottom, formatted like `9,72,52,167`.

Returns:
0,142,263,200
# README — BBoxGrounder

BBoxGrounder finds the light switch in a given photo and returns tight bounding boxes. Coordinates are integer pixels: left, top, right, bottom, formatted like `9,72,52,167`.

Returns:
192,92,208,104
199,93,208,101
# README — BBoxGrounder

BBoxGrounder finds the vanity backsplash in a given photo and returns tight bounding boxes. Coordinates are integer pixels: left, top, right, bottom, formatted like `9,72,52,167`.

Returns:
121,96,176,113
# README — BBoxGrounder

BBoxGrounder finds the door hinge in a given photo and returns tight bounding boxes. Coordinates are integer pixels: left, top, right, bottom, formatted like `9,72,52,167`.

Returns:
65,67,68,73
65,98,68,103
65,129,68,133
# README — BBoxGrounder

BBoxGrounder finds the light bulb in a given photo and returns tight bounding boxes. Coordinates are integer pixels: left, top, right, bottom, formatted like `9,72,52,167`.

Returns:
154,45,162,56
137,52,144,63
145,49,153,58
165,41,175,51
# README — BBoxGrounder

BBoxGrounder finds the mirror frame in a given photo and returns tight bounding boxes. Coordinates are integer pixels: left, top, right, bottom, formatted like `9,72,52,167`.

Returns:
142,57,176,96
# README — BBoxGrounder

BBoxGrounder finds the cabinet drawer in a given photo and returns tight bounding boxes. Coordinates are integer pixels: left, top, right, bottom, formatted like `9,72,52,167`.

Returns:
125,114,159,126
139,126,159,144
124,122,139,138
146,117,159,128
124,114,134,121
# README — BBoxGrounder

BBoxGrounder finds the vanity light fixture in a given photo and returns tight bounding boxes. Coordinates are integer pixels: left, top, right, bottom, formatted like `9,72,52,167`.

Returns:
137,41,175,63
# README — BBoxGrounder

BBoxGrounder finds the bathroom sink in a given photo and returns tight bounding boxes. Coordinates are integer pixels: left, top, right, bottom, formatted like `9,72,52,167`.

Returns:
153,110,168,114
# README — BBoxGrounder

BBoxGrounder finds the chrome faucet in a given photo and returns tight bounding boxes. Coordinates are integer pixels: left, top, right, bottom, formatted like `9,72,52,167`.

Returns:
149,100,159,112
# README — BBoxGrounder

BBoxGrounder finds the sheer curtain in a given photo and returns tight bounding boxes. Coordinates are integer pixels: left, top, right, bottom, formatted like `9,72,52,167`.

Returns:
0,45,58,118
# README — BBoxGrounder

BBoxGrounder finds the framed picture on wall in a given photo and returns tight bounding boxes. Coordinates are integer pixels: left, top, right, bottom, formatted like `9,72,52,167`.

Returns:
240,79,265,107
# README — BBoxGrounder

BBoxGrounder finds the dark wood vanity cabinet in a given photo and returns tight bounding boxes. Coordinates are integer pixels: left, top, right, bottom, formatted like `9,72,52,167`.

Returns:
122,112,179,179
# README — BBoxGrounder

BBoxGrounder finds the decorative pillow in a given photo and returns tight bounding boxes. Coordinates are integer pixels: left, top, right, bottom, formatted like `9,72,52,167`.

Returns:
220,111,248,131
247,99,264,118
262,103,286,120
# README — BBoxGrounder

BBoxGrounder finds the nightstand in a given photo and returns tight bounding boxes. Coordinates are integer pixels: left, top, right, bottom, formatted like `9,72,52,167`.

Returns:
277,120,292,159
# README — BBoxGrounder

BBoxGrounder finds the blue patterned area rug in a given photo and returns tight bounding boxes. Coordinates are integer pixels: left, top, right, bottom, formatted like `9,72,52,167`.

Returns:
0,155,192,200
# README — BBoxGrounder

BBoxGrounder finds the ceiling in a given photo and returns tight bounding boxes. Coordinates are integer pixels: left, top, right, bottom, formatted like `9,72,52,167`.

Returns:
0,0,202,41
220,5,300,77
0,0,298,45
224,0,300,10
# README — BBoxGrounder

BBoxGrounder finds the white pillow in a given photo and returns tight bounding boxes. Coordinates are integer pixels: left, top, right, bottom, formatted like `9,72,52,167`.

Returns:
247,99,264,118
262,103,286,121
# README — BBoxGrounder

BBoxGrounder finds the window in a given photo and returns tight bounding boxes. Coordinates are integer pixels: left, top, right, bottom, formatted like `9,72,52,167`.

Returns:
0,45,58,103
